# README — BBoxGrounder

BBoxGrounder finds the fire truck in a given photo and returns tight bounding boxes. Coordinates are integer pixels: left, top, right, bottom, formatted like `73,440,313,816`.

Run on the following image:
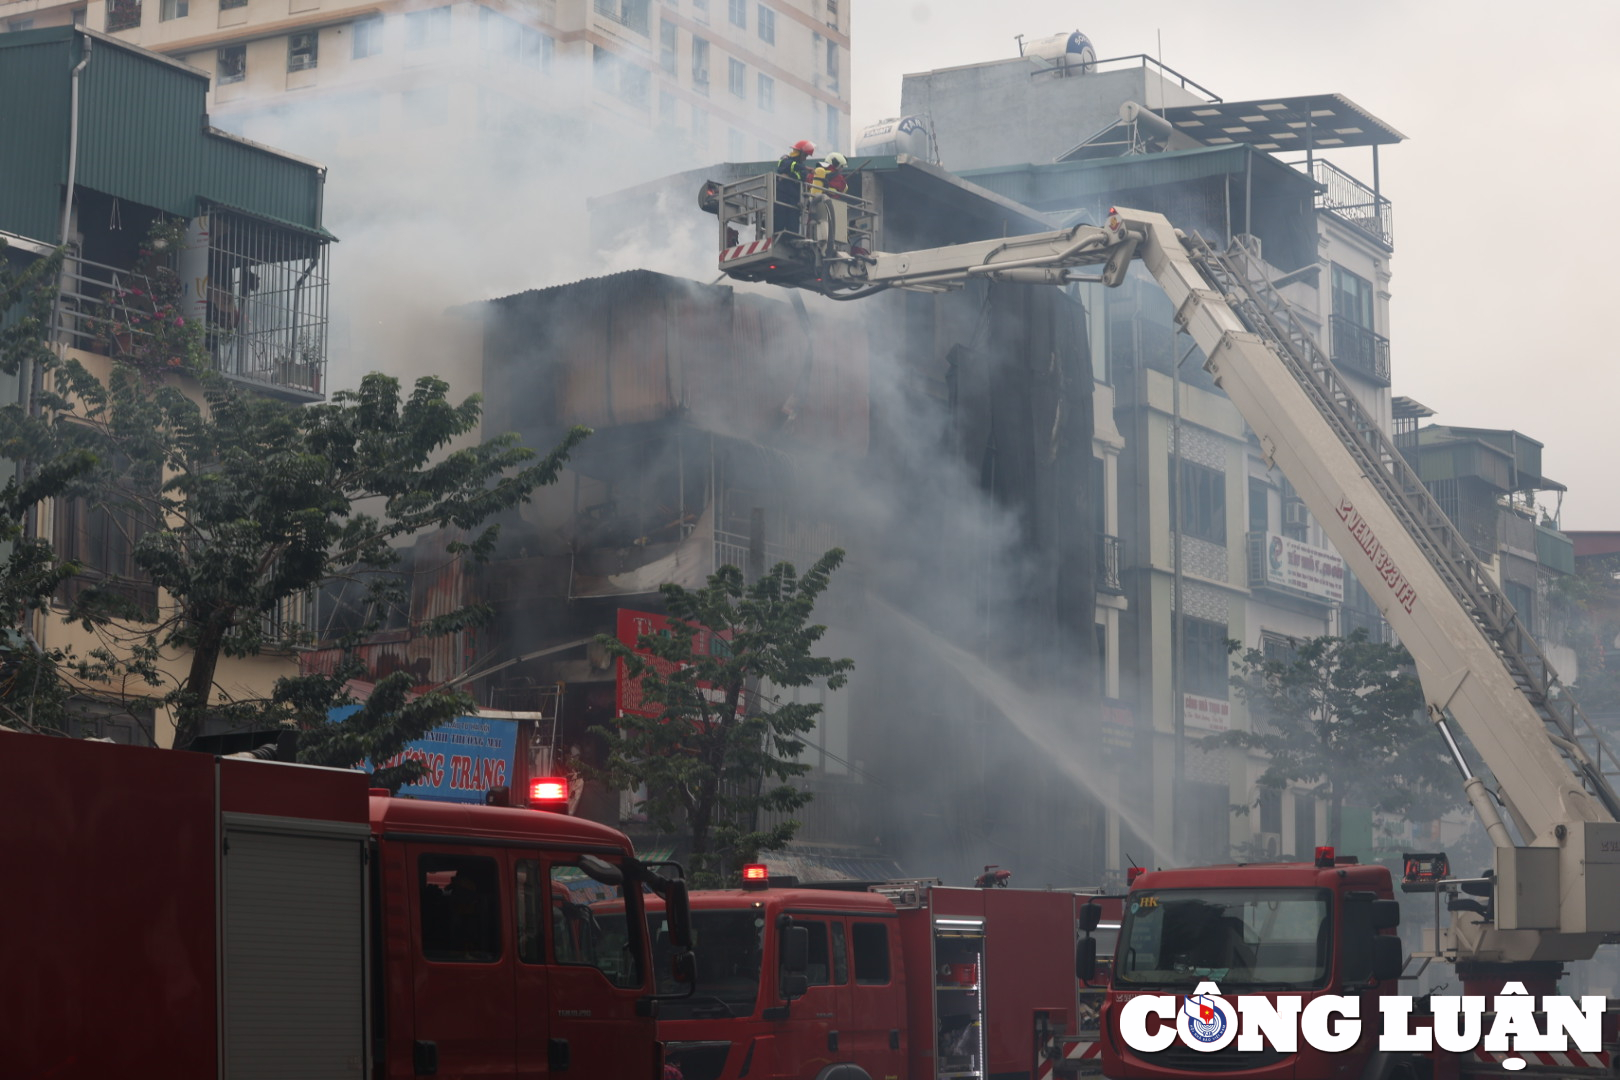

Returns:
600,868,1104,1080
3,730,693,1079
703,173,1620,1078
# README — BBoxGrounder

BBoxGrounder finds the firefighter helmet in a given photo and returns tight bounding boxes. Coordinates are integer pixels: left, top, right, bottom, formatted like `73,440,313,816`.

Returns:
823,152,848,168
791,139,816,154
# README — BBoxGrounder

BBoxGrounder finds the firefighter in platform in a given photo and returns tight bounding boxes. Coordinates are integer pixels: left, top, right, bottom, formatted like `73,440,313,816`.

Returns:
774,139,815,233
810,151,849,197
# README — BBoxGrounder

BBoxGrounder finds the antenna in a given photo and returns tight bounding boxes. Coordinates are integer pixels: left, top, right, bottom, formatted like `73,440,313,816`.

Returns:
1014,33,1026,57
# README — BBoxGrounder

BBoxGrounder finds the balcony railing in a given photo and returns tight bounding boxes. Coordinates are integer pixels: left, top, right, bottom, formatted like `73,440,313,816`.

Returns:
1329,314,1390,385
51,214,328,402
1309,159,1394,250
1097,533,1124,594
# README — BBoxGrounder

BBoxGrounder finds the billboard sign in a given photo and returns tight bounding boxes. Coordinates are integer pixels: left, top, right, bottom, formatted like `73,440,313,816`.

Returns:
1257,532,1346,603
615,608,733,720
332,706,519,803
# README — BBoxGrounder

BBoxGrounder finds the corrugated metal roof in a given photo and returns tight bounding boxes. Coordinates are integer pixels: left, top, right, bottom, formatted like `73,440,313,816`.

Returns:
0,27,327,242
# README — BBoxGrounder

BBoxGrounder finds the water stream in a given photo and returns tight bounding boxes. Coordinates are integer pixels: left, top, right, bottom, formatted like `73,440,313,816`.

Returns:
872,595,1174,869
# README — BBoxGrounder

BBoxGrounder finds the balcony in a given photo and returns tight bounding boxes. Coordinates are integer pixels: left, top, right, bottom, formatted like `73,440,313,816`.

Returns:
1329,314,1390,386
1310,159,1394,250
1097,533,1123,594
53,211,328,402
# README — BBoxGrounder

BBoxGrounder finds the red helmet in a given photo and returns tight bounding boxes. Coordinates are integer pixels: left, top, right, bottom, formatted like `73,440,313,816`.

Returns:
792,139,816,154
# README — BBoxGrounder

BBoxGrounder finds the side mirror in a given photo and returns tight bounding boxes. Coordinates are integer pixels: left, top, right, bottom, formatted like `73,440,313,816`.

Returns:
1077,936,1099,982
781,972,809,1000
780,923,809,976
1079,901,1103,933
669,950,696,985
1369,899,1401,931
1371,935,1403,982
577,855,624,887
663,880,693,952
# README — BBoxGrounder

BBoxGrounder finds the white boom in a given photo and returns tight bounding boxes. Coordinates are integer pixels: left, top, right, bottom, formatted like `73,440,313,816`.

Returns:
705,178,1620,961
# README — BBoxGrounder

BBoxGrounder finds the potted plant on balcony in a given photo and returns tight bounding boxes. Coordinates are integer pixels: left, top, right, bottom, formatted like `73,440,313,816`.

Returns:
98,218,207,377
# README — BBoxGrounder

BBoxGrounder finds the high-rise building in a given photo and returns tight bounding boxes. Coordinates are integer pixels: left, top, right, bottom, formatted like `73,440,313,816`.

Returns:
2,0,851,165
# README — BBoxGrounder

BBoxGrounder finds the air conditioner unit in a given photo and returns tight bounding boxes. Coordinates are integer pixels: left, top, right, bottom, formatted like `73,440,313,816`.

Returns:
1283,500,1309,529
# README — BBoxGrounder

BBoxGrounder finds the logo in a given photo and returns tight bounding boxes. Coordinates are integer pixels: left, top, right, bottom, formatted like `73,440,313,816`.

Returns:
1175,983,1237,1051
1268,535,1285,574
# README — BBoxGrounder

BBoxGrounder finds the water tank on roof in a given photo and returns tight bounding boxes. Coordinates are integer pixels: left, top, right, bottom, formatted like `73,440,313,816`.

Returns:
1023,30,1096,72
855,115,932,160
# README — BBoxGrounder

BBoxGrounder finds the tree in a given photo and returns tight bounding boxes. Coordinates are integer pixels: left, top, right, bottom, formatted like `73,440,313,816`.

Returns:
1203,629,1462,848
2,231,588,749
593,550,853,886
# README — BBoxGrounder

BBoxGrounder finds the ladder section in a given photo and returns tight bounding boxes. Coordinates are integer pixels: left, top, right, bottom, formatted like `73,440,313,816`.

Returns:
1183,233,1620,821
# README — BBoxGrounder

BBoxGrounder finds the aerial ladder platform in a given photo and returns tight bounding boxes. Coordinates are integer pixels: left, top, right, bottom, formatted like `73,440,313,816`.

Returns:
703,173,1620,967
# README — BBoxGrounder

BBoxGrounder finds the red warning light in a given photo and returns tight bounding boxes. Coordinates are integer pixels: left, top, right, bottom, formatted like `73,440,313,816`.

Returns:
1125,866,1146,885
529,777,569,806
742,863,769,887
1314,845,1335,868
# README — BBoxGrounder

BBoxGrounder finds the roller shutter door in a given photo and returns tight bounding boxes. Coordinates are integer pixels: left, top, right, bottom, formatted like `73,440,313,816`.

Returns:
222,828,366,1079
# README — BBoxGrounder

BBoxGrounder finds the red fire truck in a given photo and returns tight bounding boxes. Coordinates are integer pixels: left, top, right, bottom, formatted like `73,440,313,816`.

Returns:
4,731,692,1079
603,869,1101,1080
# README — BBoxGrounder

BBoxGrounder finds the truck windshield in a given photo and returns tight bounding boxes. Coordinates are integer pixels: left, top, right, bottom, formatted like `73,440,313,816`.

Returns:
1116,888,1330,990
595,908,765,1020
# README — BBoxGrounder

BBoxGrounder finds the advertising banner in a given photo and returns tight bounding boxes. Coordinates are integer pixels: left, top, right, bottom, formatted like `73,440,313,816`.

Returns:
615,608,732,720
332,705,519,803
1258,532,1346,603
1182,693,1232,733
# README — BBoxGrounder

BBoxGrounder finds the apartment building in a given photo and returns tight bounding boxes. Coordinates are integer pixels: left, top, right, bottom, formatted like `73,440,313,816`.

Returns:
0,27,332,745
903,41,1409,867
2,0,851,166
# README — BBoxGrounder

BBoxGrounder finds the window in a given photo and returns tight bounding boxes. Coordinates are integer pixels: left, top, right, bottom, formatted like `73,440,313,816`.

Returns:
692,0,707,14
8,16,36,29
756,72,773,111
217,44,245,83
659,89,676,121
1294,794,1316,855
756,4,773,43
852,922,890,983
727,56,745,97
799,919,832,985
593,44,617,92
825,38,837,77
830,921,848,984
159,0,186,21
727,0,744,26
691,36,709,91
1248,477,1269,534
551,861,642,986
659,18,677,73
352,15,383,58
621,62,649,106
1258,787,1282,834
287,31,318,71
595,0,650,34
1260,631,1298,666
219,0,246,9
728,126,744,159
419,854,501,962
405,6,451,49
106,0,141,31
515,859,543,963
1178,460,1226,544
691,104,708,144
1182,616,1231,698
481,9,549,68
1331,264,1374,331
1504,579,1534,622
54,456,157,615
826,103,838,146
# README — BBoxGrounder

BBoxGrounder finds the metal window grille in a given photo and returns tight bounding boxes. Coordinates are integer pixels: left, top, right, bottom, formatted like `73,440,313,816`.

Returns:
205,210,330,400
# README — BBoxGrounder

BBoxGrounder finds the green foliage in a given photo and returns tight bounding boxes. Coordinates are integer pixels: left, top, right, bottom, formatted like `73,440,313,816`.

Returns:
1553,553,1620,720
1,234,587,752
592,550,853,887
96,218,207,375
1203,629,1461,848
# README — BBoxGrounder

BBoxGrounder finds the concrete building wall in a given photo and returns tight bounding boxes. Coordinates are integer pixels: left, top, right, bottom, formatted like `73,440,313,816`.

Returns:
899,59,1205,171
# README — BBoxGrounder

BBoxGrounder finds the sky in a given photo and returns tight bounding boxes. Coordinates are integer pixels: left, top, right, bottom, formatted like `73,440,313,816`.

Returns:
851,1,1620,531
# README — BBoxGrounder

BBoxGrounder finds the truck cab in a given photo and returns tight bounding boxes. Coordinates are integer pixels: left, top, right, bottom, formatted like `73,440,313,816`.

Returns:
1102,853,1402,1080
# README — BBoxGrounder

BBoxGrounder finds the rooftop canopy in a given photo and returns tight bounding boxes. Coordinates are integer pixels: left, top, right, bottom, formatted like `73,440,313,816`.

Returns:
1155,93,1406,153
